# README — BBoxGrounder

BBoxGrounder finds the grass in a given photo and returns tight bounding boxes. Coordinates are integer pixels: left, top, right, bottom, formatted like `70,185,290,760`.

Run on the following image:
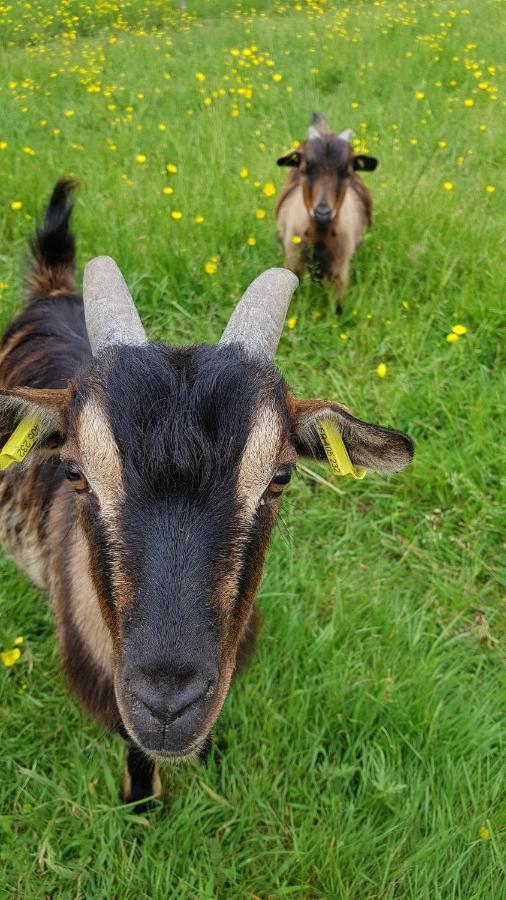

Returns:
0,0,504,896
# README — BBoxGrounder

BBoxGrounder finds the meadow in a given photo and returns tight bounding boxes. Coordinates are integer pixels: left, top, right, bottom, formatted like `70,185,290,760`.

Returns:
0,0,504,896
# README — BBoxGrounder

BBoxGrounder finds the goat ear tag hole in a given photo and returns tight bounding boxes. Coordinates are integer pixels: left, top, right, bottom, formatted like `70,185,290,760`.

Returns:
0,417,40,470
316,421,366,480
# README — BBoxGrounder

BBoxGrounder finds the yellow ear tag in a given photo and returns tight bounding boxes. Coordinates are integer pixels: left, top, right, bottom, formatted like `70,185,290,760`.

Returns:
0,418,40,471
316,421,366,480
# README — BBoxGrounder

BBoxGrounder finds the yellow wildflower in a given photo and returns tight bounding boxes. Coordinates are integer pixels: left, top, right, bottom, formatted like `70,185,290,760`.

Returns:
339,332,349,341
256,209,266,220
14,636,24,645
194,215,205,224
287,316,297,329
195,72,206,82
464,98,474,107
443,181,454,191
23,146,35,156
166,163,178,174
240,167,249,178
247,236,256,246
452,324,467,335
485,185,495,193
64,109,75,117
438,140,447,148
204,259,217,275
291,235,302,244
0,141,7,149
162,186,173,196
262,182,276,197
415,91,425,100
171,211,182,220
135,154,147,164
376,363,388,378
158,123,167,131
272,73,282,82
401,300,410,310
1,648,21,667
446,333,459,343
11,201,22,211
480,827,490,841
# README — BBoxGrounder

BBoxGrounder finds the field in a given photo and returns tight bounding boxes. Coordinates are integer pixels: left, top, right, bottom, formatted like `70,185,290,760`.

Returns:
0,0,504,896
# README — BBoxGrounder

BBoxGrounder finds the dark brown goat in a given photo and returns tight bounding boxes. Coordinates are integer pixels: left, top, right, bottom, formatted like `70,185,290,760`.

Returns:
0,182,413,811
276,114,378,312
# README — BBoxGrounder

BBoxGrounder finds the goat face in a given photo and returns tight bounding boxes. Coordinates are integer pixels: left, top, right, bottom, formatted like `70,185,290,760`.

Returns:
277,133,378,229
54,342,295,758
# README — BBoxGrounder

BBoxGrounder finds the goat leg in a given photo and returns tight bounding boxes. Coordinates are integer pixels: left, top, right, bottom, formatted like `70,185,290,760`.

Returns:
121,741,161,813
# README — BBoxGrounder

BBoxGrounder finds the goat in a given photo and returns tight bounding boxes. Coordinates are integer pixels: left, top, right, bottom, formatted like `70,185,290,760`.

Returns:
276,113,378,312
0,181,413,812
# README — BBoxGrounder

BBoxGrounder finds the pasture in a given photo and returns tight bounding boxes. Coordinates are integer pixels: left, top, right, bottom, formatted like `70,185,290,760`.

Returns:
0,0,504,896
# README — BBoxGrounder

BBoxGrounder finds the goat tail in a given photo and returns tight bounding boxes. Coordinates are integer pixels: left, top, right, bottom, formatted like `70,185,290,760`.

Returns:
26,179,78,301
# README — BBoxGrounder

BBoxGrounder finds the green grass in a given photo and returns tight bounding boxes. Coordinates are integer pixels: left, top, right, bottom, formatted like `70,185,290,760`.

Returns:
0,0,505,896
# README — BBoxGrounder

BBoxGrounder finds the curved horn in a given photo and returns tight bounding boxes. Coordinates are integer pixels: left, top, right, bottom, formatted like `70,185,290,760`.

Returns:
338,128,353,143
83,256,147,355
219,268,298,360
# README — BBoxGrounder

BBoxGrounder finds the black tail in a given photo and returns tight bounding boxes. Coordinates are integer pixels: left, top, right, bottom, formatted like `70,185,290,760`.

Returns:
27,179,78,300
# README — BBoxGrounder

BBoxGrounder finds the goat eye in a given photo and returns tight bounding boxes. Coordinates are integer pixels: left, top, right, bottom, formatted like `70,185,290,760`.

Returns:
64,466,89,492
267,469,293,495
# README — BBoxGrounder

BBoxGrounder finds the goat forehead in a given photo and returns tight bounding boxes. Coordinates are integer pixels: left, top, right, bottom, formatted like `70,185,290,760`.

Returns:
80,343,286,497
307,136,351,169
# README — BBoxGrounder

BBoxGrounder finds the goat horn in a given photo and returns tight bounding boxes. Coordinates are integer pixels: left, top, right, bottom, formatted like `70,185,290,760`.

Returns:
219,268,298,360
83,256,147,355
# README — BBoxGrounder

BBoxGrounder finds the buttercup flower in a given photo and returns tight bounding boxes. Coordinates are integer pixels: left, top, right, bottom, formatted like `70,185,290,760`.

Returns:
451,324,467,335
1,648,21,667
376,363,388,378
262,182,276,197
256,209,266,219
166,163,177,174
171,210,182,220
135,154,147,163
287,316,297,329
11,201,22,210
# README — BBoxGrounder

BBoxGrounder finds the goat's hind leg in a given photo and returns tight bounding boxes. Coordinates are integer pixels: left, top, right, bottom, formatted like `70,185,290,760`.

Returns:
122,741,161,813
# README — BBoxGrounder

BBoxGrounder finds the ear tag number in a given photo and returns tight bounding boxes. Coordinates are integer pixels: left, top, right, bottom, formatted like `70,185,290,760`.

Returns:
316,421,366,480
0,417,40,471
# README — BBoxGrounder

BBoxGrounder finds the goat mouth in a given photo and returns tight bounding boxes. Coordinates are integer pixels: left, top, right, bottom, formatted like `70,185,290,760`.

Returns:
146,735,207,764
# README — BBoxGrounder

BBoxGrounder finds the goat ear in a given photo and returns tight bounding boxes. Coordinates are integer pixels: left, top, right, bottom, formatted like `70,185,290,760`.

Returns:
290,399,414,474
0,386,72,461
353,155,378,172
277,150,303,167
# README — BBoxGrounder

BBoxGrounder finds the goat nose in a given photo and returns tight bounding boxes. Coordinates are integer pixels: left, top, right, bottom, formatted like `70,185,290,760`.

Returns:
314,203,332,225
130,666,217,723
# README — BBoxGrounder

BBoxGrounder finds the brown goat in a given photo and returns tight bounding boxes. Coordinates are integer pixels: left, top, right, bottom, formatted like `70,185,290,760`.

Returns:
0,182,413,812
276,114,378,312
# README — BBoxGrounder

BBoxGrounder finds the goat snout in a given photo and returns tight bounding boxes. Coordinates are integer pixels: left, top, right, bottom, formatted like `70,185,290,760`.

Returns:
313,203,333,227
121,662,218,755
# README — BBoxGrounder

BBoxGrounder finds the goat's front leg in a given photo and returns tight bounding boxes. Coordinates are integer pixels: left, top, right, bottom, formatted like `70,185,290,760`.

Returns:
283,238,306,278
330,258,350,315
121,741,161,813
